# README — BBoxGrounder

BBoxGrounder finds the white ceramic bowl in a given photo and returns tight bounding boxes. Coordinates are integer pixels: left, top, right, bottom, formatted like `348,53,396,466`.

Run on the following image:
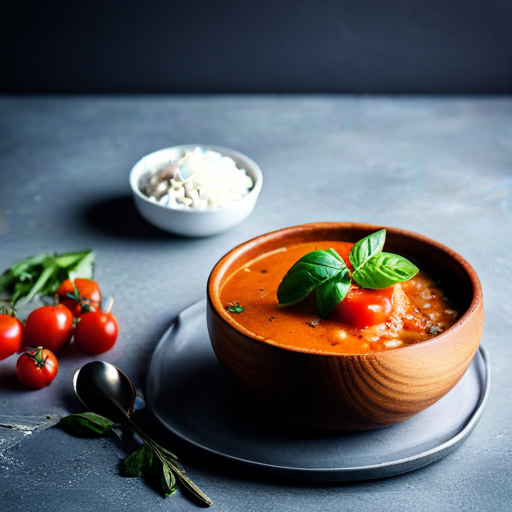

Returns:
129,144,263,237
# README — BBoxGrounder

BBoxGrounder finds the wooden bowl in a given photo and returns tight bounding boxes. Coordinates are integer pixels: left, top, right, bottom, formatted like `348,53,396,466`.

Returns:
207,222,484,431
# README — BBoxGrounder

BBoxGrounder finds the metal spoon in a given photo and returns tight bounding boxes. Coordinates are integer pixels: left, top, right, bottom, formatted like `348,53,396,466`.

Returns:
73,361,212,506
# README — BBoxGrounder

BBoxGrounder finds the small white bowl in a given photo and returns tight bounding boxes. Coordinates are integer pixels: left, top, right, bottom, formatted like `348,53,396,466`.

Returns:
129,144,263,237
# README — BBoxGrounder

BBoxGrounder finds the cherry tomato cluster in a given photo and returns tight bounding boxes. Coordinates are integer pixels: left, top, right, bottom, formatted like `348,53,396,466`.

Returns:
0,278,118,389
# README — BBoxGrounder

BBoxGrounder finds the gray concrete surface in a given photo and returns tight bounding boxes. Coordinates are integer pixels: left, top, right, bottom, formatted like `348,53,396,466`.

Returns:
0,96,510,511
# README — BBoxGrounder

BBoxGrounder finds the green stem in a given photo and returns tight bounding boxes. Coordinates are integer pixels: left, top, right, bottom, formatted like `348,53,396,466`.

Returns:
130,423,212,506
18,264,56,306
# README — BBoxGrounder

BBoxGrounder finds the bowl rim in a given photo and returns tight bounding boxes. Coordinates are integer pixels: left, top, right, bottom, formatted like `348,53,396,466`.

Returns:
207,221,483,356
129,144,263,214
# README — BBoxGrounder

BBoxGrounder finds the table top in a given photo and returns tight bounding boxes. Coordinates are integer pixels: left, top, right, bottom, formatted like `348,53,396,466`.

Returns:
1,96,510,512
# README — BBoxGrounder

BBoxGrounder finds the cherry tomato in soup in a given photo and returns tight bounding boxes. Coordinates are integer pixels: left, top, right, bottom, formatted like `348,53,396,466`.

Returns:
57,278,101,317
0,314,24,360
16,346,58,389
330,285,395,329
74,311,118,355
23,305,74,353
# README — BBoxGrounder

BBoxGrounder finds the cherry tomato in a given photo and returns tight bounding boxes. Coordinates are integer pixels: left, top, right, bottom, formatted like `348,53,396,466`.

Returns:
329,285,396,329
74,311,118,355
16,346,58,388
0,314,24,360
23,304,74,353
57,278,101,317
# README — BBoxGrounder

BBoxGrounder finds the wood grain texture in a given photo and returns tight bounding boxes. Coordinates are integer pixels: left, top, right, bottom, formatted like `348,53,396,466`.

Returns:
207,223,484,431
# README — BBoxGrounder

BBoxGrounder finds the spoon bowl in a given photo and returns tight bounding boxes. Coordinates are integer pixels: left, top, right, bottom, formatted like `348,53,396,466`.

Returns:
73,361,136,424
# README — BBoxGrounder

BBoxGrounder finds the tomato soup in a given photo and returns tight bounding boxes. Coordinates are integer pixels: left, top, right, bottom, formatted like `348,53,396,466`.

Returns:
219,241,458,354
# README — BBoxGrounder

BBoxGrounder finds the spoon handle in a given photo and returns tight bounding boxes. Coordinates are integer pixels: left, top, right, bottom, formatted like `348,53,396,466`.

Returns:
172,470,214,507
126,416,213,506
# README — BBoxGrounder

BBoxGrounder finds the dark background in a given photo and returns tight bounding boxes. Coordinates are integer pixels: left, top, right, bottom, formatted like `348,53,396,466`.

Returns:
2,0,512,94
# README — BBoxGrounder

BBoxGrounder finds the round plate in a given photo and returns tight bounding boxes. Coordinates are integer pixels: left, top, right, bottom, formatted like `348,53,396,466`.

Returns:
146,300,490,482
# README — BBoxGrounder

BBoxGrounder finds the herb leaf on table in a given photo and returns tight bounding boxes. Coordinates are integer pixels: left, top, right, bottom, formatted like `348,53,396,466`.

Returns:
0,250,94,306
58,411,208,504
58,412,115,437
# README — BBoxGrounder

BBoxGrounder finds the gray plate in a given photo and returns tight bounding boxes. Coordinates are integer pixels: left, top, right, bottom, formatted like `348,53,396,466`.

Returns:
146,300,490,482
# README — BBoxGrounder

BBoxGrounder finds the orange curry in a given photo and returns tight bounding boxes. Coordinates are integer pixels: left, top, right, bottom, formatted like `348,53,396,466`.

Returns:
220,241,458,354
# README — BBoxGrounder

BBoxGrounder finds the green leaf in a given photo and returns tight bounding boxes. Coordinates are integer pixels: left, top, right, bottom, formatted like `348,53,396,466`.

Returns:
124,443,178,497
58,412,115,437
349,229,386,271
67,251,95,281
315,267,351,319
124,444,152,477
144,445,178,497
277,249,347,306
160,462,178,497
0,250,95,305
54,250,91,268
226,301,244,313
8,282,31,304
17,263,57,306
353,252,419,289
325,248,344,263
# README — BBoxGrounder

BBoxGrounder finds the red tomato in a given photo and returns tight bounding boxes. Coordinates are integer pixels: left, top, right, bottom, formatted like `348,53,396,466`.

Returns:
23,305,74,353
74,311,118,355
57,278,101,317
330,285,395,329
16,346,58,389
0,314,24,360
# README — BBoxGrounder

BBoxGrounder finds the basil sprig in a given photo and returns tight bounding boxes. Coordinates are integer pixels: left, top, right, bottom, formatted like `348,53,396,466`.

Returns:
58,412,210,504
277,229,418,318
124,444,178,497
0,249,94,306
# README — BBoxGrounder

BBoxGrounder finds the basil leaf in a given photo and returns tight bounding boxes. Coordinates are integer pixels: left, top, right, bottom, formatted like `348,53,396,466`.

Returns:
142,445,178,497
19,264,58,305
0,250,95,305
67,251,95,282
353,252,419,289
54,250,92,269
58,412,115,437
324,248,344,263
124,445,150,477
124,443,178,498
160,462,178,497
277,249,347,306
349,229,386,271
316,267,351,319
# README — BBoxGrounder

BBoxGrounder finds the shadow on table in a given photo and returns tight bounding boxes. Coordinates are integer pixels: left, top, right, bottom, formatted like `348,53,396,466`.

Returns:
82,194,172,241
0,363,25,391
